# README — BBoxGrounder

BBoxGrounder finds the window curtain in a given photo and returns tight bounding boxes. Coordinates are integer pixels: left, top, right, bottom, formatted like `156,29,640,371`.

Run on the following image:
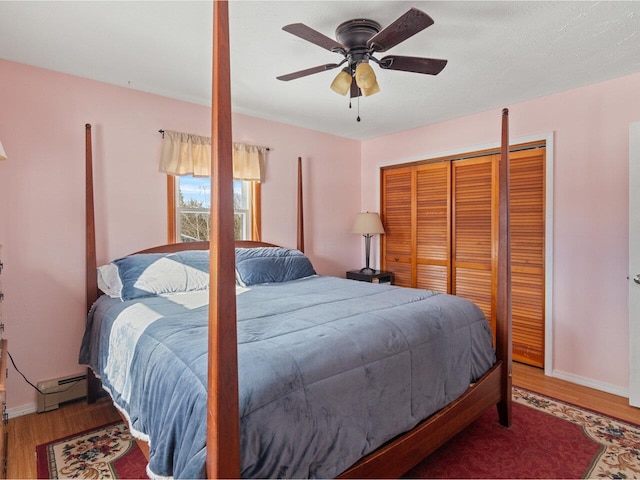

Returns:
232,143,265,182
159,130,265,181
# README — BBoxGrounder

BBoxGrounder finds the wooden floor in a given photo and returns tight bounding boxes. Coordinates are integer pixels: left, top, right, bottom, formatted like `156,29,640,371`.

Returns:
7,363,640,479
7,396,121,479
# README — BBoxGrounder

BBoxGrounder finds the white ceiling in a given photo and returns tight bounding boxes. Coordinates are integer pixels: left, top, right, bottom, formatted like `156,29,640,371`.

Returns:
1,1,640,141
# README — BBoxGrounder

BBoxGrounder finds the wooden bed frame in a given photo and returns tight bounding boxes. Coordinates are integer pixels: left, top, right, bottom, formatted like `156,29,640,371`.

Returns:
84,2,512,478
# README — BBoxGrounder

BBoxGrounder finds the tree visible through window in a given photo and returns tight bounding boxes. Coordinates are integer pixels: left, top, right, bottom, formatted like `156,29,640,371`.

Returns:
169,175,256,242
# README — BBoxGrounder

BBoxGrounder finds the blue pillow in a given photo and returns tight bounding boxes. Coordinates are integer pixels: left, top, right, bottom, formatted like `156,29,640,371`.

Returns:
235,247,316,287
113,250,209,300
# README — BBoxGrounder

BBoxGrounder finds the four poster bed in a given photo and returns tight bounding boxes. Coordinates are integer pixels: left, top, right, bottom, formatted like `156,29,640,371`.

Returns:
80,2,512,478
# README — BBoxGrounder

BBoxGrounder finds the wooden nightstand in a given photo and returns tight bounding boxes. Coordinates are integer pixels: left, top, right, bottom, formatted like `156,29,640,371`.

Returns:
346,269,393,284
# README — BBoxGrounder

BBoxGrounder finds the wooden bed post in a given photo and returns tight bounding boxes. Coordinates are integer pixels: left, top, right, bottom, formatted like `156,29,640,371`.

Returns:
85,124,97,310
207,1,241,478
85,123,102,404
297,156,304,252
496,108,513,427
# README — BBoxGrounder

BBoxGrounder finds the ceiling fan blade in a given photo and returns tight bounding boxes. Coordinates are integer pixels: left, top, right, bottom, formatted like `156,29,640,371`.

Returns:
378,56,447,75
367,8,434,53
350,77,362,98
277,63,341,81
282,23,346,54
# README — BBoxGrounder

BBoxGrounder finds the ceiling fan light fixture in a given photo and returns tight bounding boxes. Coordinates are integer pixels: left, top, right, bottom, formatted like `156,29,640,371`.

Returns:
355,61,376,89
360,80,380,97
330,68,352,95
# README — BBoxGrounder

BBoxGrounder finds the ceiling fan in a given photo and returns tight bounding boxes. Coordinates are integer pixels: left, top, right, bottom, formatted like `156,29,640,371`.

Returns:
276,8,447,99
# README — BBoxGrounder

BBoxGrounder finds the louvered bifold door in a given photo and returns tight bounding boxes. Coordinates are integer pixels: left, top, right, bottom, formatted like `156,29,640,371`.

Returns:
510,149,545,367
452,156,498,335
416,162,451,293
381,147,546,367
382,167,414,287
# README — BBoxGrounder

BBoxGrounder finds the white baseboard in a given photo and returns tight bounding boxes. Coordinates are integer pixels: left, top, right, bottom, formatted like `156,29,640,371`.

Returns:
7,402,37,419
550,369,629,399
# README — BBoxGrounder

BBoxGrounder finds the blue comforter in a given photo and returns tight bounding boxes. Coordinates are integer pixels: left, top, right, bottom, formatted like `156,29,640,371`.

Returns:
79,275,495,478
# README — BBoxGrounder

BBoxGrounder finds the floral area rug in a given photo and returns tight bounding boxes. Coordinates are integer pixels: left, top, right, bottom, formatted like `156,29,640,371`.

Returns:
404,386,640,479
514,387,640,478
36,421,147,479
36,388,640,479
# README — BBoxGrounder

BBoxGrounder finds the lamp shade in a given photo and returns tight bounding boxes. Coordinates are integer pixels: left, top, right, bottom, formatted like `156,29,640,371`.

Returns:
355,62,376,89
360,80,380,97
352,212,385,235
0,140,6,161
355,62,380,97
330,69,352,96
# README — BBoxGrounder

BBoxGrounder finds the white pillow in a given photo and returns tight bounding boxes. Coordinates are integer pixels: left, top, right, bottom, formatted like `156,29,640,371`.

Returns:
97,263,123,299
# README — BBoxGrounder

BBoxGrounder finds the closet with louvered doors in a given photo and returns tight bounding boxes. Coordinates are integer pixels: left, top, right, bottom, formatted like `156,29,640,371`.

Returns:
381,145,546,367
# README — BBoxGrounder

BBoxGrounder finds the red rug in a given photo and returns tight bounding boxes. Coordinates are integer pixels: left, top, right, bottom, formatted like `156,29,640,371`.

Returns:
403,387,640,479
36,388,640,479
36,421,147,479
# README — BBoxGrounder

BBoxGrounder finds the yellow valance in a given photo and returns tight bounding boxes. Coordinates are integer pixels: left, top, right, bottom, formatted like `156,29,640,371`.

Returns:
159,130,266,182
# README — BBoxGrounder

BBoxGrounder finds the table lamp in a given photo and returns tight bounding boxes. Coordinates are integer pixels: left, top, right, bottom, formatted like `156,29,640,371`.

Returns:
352,212,385,273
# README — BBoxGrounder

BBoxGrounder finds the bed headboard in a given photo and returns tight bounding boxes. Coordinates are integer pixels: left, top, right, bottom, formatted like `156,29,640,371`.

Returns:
132,240,278,255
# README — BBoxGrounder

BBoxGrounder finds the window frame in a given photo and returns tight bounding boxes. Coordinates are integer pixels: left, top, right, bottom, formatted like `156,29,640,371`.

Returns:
167,176,261,243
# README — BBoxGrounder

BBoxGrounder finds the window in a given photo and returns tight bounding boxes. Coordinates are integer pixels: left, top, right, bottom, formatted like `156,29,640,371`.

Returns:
167,175,261,243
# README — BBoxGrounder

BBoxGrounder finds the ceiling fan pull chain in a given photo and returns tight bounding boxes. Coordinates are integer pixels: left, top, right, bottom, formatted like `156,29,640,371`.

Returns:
356,96,361,122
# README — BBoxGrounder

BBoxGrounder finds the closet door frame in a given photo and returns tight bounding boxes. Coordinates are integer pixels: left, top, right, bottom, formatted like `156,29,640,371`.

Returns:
375,132,554,375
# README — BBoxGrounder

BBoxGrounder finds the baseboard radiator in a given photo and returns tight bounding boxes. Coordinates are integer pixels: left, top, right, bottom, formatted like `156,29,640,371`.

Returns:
37,373,87,413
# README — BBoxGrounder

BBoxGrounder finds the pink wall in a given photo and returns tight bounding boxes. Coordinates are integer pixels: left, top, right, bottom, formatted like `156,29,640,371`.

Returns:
0,59,360,412
362,73,640,393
